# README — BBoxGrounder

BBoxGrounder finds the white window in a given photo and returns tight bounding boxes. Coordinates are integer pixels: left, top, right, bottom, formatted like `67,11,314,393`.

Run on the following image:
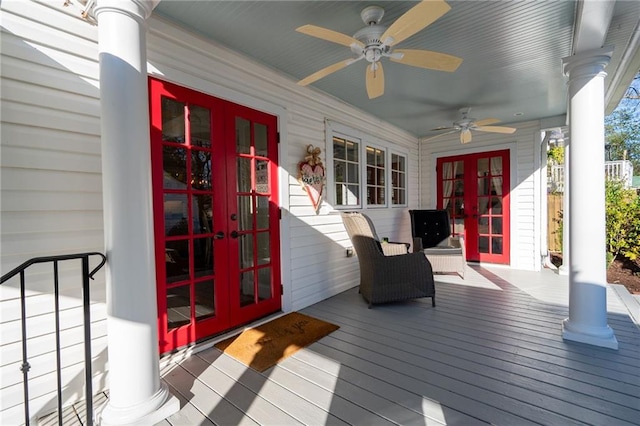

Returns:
391,153,407,206
333,135,361,207
366,146,386,206
326,121,408,209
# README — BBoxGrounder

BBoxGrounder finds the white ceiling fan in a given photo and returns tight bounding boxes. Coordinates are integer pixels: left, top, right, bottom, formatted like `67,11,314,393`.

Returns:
425,108,517,144
296,0,463,99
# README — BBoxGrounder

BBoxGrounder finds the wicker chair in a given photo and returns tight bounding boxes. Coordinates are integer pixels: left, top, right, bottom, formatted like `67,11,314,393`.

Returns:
341,212,435,308
409,209,466,279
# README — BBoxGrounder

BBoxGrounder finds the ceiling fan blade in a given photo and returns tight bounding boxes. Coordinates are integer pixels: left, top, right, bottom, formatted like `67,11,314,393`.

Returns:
296,24,364,48
475,125,516,134
474,118,501,126
460,129,472,144
430,126,456,131
423,129,457,142
381,0,451,47
366,62,385,99
391,49,462,72
298,59,354,86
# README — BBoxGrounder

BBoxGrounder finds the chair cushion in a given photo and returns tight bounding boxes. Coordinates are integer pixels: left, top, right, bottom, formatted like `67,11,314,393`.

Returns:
424,247,463,255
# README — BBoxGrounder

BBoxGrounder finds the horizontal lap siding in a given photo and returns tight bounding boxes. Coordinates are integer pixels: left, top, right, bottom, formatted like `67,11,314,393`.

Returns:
420,121,543,270
0,1,106,424
146,16,420,311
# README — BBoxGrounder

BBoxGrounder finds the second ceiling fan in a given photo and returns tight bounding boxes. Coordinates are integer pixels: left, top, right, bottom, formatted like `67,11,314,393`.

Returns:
425,108,517,144
296,0,462,99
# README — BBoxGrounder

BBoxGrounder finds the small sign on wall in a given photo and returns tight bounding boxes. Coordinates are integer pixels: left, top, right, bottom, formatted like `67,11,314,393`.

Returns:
298,144,325,213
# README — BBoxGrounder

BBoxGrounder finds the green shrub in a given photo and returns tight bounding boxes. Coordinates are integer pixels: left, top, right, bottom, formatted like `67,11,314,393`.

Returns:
605,180,640,263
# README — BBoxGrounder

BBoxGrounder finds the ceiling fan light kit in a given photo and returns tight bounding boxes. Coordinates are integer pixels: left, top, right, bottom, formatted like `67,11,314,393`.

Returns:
296,0,462,99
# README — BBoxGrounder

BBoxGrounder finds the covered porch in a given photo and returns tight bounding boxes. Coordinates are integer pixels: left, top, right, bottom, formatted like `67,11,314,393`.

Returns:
4,0,640,424
49,266,639,425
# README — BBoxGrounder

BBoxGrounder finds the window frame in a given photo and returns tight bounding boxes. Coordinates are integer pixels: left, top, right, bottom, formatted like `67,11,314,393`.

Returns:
326,121,409,210
332,131,362,208
364,143,388,208
390,150,408,207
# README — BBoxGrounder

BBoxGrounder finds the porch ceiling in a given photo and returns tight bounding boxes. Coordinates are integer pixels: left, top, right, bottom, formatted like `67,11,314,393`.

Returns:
153,1,640,138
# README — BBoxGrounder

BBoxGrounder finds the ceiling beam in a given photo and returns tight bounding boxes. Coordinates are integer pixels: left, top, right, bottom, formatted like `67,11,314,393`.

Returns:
572,0,616,53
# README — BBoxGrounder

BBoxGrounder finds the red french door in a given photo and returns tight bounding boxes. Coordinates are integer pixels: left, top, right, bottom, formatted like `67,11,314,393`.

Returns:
437,150,510,264
149,78,281,353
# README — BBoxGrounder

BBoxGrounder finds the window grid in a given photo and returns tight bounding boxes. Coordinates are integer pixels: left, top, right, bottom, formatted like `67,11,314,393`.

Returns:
366,146,386,206
333,136,360,207
391,153,407,206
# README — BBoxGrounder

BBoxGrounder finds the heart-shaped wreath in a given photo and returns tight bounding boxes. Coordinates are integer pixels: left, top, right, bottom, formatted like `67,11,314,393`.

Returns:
298,145,326,212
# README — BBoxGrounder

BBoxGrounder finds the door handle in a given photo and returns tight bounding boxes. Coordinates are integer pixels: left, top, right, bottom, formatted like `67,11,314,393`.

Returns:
230,230,239,239
214,231,225,239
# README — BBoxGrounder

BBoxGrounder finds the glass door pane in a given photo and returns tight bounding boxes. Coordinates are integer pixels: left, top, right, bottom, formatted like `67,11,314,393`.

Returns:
227,108,280,324
476,155,505,256
441,160,465,237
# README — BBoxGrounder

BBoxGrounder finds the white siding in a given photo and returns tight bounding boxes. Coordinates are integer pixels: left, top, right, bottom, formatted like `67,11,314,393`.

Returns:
1,1,106,424
145,16,421,311
418,120,558,271
0,1,421,422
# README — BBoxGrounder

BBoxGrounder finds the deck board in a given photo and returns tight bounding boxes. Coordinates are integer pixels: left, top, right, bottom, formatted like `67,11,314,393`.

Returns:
163,361,260,426
304,303,638,424
38,266,640,426
196,350,353,426
159,266,640,425
178,354,302,425
305,301,639,409
288,349,484,425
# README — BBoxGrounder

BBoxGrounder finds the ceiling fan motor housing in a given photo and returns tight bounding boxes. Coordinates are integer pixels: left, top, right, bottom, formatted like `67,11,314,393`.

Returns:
353,25,389,60
360,5,384,25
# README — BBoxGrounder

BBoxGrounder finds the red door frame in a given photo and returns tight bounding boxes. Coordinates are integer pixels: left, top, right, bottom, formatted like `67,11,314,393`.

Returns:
437,149,510,264
149,78,281,353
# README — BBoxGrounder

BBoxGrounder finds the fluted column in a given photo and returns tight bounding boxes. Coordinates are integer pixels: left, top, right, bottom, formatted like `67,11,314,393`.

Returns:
561,46,618,349
94,0,179,423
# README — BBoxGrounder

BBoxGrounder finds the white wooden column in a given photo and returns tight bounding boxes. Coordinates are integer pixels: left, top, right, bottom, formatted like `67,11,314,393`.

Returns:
94,0,179,424
561,47,618,350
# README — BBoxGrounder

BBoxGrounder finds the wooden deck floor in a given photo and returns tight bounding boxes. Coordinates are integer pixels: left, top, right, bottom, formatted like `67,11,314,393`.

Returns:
42,266,640,425
156,266,639,426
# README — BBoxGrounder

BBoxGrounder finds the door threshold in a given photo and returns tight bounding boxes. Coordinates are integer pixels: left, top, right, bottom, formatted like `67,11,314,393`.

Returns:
160,311,285,367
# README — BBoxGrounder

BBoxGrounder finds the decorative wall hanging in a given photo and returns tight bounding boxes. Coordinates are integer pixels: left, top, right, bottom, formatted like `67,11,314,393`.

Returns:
298,144,326,212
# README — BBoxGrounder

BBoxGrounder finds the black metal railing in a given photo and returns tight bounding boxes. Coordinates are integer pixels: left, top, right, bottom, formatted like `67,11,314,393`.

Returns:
1,252,106,426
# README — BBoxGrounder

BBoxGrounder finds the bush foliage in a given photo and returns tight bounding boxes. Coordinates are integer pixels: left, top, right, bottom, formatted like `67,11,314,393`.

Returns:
605,180,640,262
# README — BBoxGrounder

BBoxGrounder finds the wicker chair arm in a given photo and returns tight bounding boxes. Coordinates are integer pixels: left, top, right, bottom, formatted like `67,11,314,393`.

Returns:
381,242,409,256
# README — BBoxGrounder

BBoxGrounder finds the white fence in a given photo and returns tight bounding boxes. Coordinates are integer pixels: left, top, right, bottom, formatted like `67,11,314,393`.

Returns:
548,160,634,193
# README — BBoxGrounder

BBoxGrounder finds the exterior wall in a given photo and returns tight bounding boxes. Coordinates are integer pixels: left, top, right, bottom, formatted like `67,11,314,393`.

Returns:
1,1,107,423
418,119,560,271
0,1,420,422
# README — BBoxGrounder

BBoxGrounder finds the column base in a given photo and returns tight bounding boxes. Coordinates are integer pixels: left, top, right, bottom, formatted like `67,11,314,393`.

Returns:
98,382,179,425
562,318,618,349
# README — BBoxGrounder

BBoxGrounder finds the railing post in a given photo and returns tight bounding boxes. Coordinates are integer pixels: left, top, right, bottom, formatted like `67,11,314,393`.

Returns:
53,261,63,425
19,270,30,426
82,255,94,426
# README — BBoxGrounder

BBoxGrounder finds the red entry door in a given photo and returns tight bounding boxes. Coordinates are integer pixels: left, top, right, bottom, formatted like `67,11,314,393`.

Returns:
149,78,281,353
437,150,510,264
